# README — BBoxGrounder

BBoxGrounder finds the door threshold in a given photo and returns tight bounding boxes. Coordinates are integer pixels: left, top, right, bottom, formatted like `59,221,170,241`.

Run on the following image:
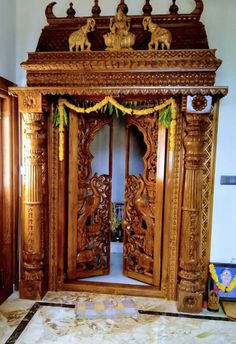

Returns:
62,280,165,298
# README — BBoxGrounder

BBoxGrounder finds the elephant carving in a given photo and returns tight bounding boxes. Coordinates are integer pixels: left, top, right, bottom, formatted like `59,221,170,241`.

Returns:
69,18,96,52
143,16,172,50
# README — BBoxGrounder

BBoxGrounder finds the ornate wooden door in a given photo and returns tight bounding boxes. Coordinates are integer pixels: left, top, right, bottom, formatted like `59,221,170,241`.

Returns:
67,111,113,279
123,114,166,286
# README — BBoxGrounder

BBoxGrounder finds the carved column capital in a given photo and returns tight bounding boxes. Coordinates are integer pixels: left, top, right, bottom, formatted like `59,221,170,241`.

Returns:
18,90,42,113
183,113,209,168
177,111,210,313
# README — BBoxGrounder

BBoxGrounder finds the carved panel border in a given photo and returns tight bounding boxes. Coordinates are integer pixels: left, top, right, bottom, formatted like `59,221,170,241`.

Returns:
48,103,59,290
26,72,216,88
24,49,219,62
10,87,228,99
167,104,184,300
199,106,215,291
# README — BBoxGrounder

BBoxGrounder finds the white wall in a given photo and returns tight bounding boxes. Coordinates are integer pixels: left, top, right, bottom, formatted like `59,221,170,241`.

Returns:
12,0,236,262
202,0,236,263
0,0,16,82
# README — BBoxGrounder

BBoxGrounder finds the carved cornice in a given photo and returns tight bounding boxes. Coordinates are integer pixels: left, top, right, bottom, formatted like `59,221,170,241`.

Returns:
22,50,221,73
25,72,217,88
9,86,228,99
19,50,222,88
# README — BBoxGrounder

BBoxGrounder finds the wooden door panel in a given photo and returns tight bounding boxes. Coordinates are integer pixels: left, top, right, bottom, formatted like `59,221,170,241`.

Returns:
123,114,166,286
0,78,19,304
67,111,112,279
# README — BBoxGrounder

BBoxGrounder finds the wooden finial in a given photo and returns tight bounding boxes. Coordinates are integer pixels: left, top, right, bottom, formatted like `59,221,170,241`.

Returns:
67,2,76,17
117,0,128,15
45,2,57,20
169,0,179,14
92,0,101,17
143,0,152,16
191,0,204,15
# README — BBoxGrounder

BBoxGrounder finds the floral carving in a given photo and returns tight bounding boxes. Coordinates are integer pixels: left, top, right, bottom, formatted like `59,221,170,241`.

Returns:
18,91,42,113
191,95,207,111
23,95,36,109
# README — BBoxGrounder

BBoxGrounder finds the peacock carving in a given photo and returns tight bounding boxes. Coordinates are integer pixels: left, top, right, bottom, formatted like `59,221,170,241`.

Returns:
77,173,101,252
133,175,154,257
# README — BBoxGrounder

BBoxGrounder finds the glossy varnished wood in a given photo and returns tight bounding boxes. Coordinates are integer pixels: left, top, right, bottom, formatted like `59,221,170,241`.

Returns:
67,111,79,279
9,2,228,313
63,280,165,298
0,77,19,304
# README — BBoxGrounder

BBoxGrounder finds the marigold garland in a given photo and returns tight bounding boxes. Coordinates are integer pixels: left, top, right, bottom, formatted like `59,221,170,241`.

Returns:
209,263,236,293
57,96,177,161
58,104,65,162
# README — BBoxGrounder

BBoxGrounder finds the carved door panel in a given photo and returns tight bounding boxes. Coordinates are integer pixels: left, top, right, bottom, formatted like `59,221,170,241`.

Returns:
123,114,166,286
67,111,113,279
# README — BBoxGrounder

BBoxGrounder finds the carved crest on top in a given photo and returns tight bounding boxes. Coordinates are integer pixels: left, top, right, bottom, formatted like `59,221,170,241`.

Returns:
38,0,207,52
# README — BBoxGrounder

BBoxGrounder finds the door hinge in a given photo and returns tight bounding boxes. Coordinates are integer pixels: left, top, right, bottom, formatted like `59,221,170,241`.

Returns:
0,269,4,289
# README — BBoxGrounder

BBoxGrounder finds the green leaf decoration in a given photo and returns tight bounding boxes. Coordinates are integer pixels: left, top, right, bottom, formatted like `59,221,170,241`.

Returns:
63,108,68,126
108,102,114,115
103,103,108,114
159,106,172,128
159,109,165,124
114,107,119,118
53,108,60,127
120,109,126,117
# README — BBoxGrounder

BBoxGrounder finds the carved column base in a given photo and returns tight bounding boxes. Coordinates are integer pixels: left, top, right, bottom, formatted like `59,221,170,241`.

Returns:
19,280,46,300
177,288,203,313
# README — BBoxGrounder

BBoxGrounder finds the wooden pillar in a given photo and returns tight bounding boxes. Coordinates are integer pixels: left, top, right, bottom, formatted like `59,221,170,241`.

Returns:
177,97,210,312
19,91,48,299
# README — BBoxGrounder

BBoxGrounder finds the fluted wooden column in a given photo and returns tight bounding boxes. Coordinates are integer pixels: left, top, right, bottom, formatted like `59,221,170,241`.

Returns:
19,91,48,299
177,111,209,313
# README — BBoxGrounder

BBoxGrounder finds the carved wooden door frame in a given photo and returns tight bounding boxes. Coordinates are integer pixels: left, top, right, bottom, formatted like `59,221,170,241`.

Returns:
10,86,227,312
48,96,178,298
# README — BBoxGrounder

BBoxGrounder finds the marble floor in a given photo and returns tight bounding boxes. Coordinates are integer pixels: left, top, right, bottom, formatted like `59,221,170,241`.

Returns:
0,291,236,344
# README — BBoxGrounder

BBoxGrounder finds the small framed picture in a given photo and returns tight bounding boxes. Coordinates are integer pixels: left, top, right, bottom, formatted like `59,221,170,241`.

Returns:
209,263,236,301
